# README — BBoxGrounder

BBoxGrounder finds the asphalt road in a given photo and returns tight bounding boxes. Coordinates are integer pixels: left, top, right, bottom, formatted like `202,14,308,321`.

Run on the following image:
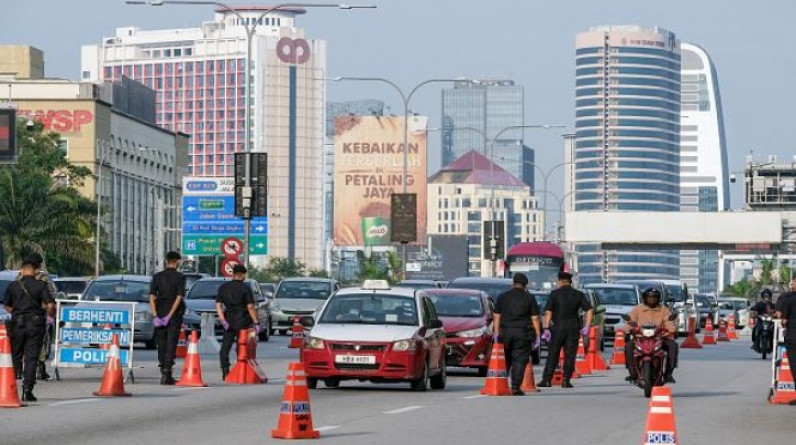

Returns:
0,334,791,445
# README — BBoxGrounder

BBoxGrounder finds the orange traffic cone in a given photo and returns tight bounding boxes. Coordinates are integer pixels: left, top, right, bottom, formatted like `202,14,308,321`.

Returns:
717,321,730,342
728,314,739,340
0,328,22,408
561,348,581,379
680,317,702,349
93,334,131,397
288,317,305,349
702,318,717,345
271,362,320,440
588,326,610,371
226,329,267,384
611,328,627,366
479,342,512,396
575,336,592,375
520,361,540,393
770,352,796,405
642,386,679,444
177,331,207,387
100,323,113,350
176,325,188,358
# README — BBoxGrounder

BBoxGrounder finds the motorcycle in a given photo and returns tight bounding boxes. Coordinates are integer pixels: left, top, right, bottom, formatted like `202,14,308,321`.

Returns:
755,315,774,360
623,313,678,398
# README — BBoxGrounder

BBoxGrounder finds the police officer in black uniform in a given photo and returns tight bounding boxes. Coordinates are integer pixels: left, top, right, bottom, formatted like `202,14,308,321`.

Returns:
3,253,55,401
492,273,541,396
215,264,260,380
148,251,187,385
776,276,796,367
538,271,593,388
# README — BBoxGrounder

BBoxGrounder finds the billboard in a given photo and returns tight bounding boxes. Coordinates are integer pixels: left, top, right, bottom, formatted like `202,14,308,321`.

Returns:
333,116,427,246
406,235,469,281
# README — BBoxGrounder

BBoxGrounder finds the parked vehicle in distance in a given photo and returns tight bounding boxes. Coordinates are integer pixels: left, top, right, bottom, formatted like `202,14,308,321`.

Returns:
504,241,568,291
183,273,211,293
424,289,492,376
184,277,272,341
394,280,444,290
270,278,339,335
447,277,513,302
688,293,716,328
259,282,276,298
717,297,750,327
301,280,446,390
83,275,153,349
582,288,607,351
53,277,91,300
585,283,642,340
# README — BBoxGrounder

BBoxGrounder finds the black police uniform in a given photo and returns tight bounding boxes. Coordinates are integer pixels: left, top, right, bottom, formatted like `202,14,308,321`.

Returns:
3,276,54,392
494,288,540,390
149,267,186,373
751,300,775,344
216,280,255,371
777,291,796,364
542,286,592,383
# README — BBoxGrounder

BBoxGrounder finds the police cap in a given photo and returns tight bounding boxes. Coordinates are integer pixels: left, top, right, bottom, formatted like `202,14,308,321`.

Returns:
512,273,529,285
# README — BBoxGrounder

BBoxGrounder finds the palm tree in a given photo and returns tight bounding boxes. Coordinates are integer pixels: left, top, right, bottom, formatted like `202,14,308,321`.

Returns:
0,121,96,274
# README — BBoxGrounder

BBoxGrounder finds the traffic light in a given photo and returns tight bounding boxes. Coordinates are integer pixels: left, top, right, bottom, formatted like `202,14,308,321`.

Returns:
233,153,268,218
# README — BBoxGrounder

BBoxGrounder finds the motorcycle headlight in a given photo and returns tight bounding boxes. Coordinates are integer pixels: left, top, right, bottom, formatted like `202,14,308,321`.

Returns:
653,344,663,351
457,326,487,338
135,312,152,322
392,339,417,352
305,336,324,349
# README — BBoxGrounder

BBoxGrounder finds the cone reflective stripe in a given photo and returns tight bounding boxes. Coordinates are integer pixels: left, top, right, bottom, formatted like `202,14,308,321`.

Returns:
588,326,610,371
479,342,511,396
642,386,678,445
93,334,131,397
226,329,267,384
770,352,796,405
575,336,592,375
176,325,188,358
177,331,207,387
702,318,717,345
680,317,702,349
728,315,739,340
289,317,304,349
0,331,22,408
271,362,319,439
612,329,627,365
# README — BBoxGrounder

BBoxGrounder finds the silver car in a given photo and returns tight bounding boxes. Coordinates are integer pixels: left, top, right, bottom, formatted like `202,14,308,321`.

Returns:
269,278,339,335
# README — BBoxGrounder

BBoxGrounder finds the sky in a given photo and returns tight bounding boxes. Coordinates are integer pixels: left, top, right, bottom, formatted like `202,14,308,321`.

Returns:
3,0,796,211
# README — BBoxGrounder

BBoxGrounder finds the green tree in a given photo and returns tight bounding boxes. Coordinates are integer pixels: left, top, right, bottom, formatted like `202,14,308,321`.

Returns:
265,257,306,281
248,266,277,283
308,269,330,278
724,278,755,299
0,121,96,274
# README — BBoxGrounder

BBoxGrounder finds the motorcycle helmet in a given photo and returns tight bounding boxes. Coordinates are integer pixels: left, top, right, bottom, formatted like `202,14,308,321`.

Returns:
761,288,772,300
642,287,662,307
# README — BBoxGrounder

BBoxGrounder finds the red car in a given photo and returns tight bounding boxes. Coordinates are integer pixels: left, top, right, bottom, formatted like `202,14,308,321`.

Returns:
425,289,493,376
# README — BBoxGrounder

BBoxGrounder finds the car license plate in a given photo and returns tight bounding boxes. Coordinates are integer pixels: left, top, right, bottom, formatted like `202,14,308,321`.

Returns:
334,355,375,365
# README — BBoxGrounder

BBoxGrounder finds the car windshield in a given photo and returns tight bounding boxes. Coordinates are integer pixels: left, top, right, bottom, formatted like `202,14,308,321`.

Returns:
84,280,150,302
260,283,275,293
718,301,734,310
448,282,511,301
276,281,331,300
185,275,204,292
695,295,711,307
534,293,549,308
320,294,418,326
54,280,88,294
428,293,484,317
187,281,225,299
732,300,748,310
591,288,638,306
666,285,686,302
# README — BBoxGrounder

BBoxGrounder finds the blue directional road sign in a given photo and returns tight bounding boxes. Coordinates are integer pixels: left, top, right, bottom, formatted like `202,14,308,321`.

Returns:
181,195,268,255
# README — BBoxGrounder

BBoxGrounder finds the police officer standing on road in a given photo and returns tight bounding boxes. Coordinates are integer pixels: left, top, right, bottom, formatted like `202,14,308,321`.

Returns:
776,276,796,365
538,271,593,388
149,251,187,385
492,273,541,396
3,253,55,401
215,264,260,380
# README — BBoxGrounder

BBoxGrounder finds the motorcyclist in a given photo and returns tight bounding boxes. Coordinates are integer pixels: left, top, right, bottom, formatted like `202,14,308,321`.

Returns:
624,287,679,384
750,289,775,350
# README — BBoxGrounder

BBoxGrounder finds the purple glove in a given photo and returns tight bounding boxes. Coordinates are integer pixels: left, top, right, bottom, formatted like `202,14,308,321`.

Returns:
533,337,541,350
153,317,164,328
46,316,55,326
254,323,262,334
541,329,551,342
580,326,590,337
162,315,171,326
221,320,230,331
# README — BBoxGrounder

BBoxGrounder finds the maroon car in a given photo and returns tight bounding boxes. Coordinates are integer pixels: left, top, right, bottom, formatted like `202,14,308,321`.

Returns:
425,289,493,376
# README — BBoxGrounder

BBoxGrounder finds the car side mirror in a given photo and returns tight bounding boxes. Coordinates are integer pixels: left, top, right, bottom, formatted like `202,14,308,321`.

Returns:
299,316,315,328
428,319,443,329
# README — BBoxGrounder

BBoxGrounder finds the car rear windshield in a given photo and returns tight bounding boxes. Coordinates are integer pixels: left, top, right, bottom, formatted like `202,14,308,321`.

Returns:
447,282,510,301
666,285,686,302
54,280,88,294
187,281,225,299
276,281,331,299
320,294,417,326
590,288,638,306
428,293,484,317
84,280,150,302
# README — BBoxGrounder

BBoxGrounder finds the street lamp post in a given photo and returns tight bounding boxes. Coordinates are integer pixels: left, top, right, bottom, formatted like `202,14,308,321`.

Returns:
331,77,468,280
515,159,575,241
128,1,375,268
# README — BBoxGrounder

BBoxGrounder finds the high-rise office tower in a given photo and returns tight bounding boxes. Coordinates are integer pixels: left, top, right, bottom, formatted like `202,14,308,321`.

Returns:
81,7,327,268
441,79,535,188
574,26,681,284
679,42,730,293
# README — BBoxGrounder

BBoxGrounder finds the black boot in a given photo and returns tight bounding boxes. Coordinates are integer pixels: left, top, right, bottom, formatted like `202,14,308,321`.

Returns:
664,373,676,384
537,379,551,388
162,367,176,385
562,379,574,388
37,362,51,381
221,367,229,381
21,387,37,402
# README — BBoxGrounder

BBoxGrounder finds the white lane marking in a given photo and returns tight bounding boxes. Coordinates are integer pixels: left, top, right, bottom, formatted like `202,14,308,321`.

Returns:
462,394,486,399
49,398,102,407
315,426,340,432
383,405,426,415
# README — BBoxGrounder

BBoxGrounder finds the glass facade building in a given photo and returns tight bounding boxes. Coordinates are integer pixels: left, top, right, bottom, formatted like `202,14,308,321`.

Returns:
574,26,682,284
441,79,535,188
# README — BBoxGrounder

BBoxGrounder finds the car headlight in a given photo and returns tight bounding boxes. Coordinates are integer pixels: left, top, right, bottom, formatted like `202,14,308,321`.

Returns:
457,326,488,338
135,312,152,322
392,339,417,352
305,336,324,349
